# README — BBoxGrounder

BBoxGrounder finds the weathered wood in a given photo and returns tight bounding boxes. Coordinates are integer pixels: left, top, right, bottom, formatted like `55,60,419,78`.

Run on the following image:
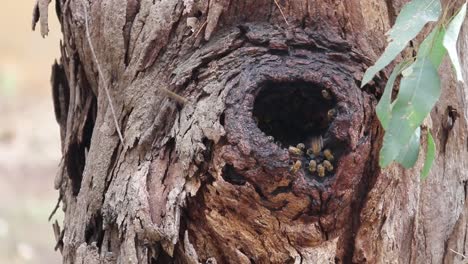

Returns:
35,0,468,263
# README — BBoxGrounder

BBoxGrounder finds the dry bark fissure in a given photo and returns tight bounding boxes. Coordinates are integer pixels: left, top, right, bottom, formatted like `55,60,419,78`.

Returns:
34,0,468,263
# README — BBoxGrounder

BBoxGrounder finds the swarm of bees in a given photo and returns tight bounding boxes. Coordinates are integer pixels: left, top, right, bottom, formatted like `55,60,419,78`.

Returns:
288,135,335,178
282,88,337,178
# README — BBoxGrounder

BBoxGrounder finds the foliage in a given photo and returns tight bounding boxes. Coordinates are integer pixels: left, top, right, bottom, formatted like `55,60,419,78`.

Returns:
362,1,467,178
361,0,442,86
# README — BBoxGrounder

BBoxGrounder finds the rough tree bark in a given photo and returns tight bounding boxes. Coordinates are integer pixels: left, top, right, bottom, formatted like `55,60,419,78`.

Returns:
33,0,468,263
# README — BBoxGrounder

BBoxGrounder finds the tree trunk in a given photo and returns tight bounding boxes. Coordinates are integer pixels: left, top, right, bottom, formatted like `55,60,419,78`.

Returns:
35,0,468,263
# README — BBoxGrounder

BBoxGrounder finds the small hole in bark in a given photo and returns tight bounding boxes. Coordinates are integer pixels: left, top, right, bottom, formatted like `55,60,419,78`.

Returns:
152,245,173,263
66,97,96,196
222,164,246,185
253,81,335,147
67,142,86,195
194,10,203,18
219,112,225,126
270,182,293,196
84,212,104,248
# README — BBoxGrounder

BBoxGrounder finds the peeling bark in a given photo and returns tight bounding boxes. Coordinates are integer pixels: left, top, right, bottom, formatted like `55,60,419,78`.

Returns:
35,0,468,263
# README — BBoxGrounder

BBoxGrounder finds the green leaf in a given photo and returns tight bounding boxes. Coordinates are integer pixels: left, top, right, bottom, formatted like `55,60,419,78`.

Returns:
421,131,436,179
379,57,441,167
376,61,412,130
361,0,441,87
443,2,467,83
395,127,421,168
418,25,446,68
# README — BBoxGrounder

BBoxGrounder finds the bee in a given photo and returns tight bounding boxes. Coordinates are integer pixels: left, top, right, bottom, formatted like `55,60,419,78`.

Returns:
308,160,317,172
296,143,305,150
317,164,326,177
288,146,303,156
309,136,323,156
323,160,334,172
290,160,302,174
323,149,334,161
327,108,337,121
321,89,333,100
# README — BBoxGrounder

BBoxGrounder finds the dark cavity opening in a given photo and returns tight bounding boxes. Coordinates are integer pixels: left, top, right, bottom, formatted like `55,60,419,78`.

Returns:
222,164,246,185
66,97,96,196
84,212,104,249
253,81,335,147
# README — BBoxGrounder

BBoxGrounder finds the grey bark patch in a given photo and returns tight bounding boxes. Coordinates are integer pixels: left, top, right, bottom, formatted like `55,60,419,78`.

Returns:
124,0,142,66
204,0,226,41
32,0,51,37
138,1,183,70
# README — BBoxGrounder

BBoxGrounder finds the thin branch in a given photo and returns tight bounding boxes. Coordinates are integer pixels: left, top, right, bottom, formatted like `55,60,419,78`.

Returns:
80,0,125,144
159,88,189,105
52,220,64,253
273,0,290,26
48,193,62,221
194,20,208,39
450,248,467,259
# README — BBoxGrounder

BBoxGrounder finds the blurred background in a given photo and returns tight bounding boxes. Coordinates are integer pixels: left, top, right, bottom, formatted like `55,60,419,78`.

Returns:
0,1,62,263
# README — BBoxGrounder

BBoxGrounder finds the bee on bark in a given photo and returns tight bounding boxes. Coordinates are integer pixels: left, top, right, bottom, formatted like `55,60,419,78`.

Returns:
309,136,323,156
290,160,302,174
321,89,333,100
323,149,334,161
308,160,317,172
323,160,334,172
288,146,303,156
317,164,326,177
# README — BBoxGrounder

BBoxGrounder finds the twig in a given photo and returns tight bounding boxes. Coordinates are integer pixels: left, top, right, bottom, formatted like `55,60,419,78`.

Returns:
80,0,125,144
193,20,208,39
450,248,468,260
273,0,289,26
52,220,64,253
48,193,62,221
160,88,189,105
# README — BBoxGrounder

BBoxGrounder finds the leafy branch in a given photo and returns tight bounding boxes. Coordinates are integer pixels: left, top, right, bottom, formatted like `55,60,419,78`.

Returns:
361,0,467,178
